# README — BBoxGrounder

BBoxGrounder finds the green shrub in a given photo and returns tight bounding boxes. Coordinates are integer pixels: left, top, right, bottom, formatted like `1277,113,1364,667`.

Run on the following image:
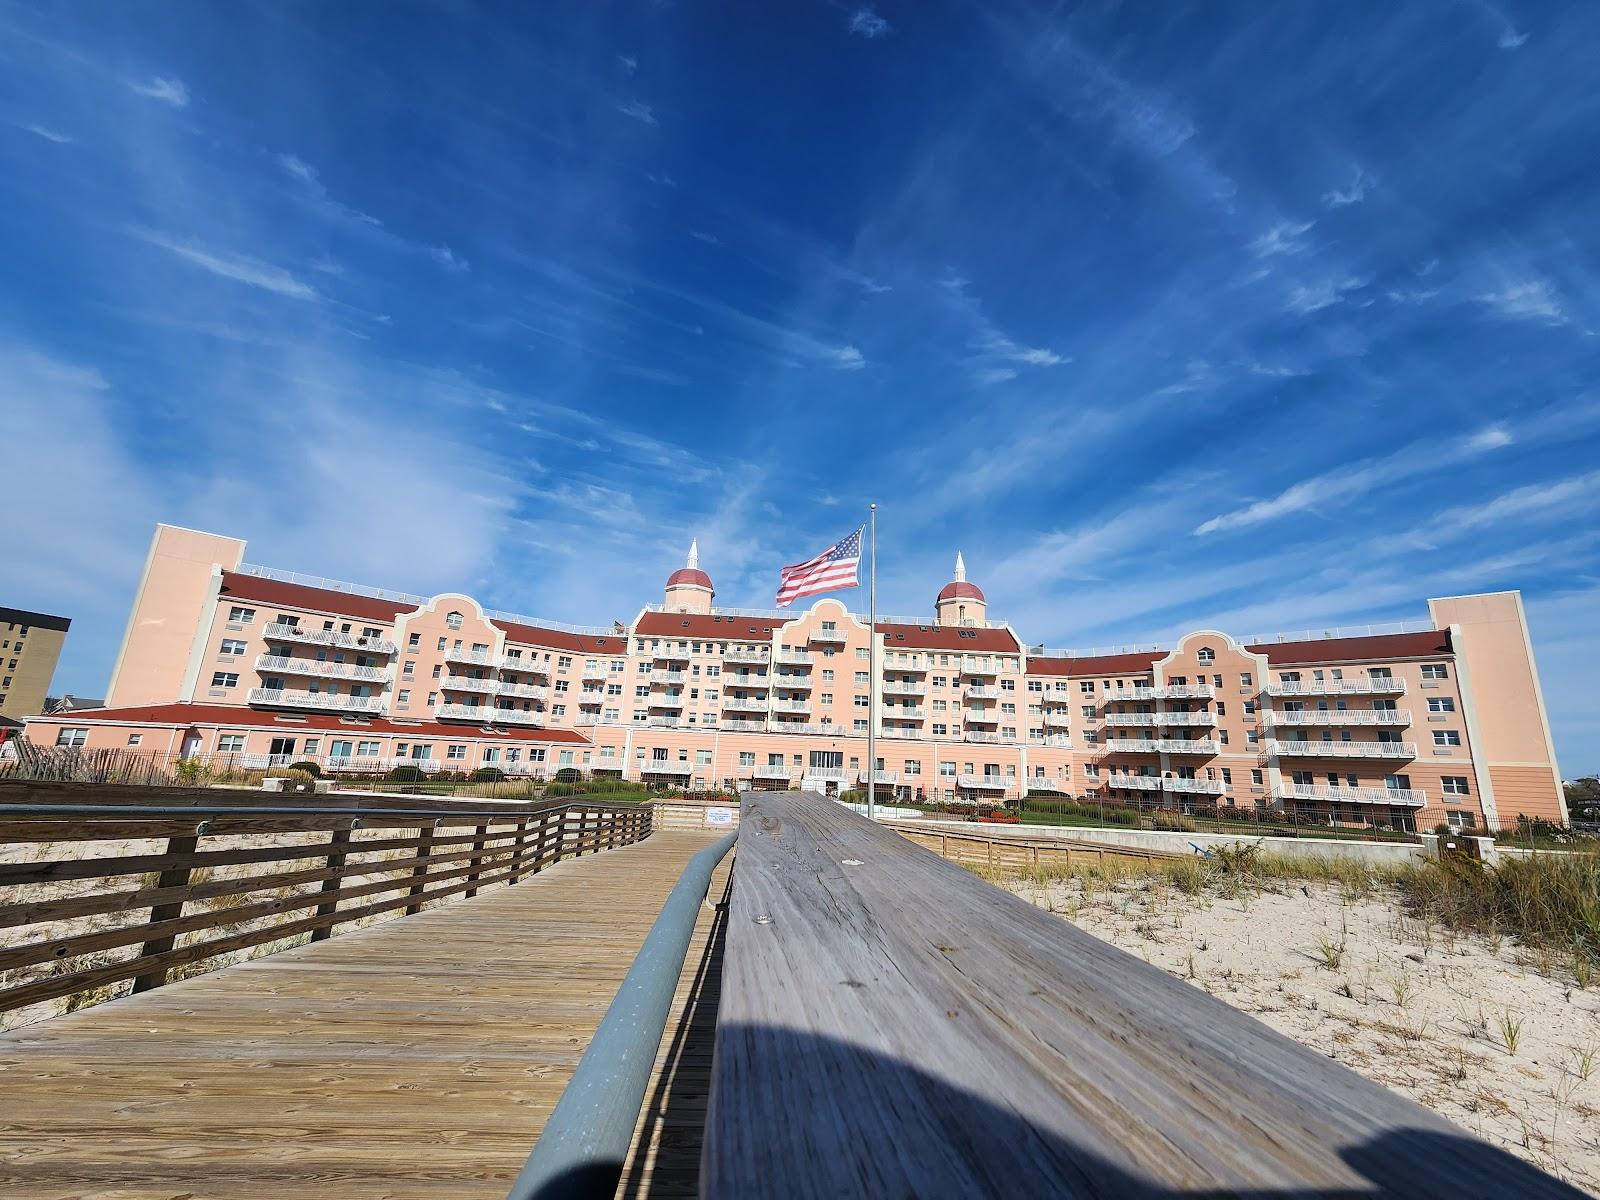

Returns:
386,764,425,782
288,760,321,778
470,766,505,783
554,767,583,784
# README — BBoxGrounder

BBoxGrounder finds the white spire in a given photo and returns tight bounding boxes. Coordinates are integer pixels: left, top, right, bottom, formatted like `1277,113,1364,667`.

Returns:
954,550,966,582
687,538,699,569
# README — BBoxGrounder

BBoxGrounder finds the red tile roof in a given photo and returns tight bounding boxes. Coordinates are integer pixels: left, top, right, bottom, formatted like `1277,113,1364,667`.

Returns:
220,572,412,622
24,703,591,743
635,611,791,639
1027,651,1163,677
936,581,986,603
1246,629,1452,665
665,568,714,590
876,622,1020,652
493,620,627,654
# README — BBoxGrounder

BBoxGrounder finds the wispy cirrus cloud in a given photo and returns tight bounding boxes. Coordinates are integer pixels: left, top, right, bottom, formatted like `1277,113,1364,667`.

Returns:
1322,166,1371,208
847,9,891,38
1285,275,1366,313
1477,277,1566,324
23,123,73,144
1251,219,1313,256
131,229,320,301
615,99,658,126
128,75,189,107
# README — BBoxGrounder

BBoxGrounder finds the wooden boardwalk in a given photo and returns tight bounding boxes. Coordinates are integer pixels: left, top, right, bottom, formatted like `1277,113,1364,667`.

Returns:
0,830,728,1199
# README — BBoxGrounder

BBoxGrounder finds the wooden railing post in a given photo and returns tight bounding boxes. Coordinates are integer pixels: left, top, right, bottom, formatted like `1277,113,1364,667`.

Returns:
550,809,568,866
465,823,488,898
406,824,435,915
310,826,351,942
509,817,529,883
130,833,198,994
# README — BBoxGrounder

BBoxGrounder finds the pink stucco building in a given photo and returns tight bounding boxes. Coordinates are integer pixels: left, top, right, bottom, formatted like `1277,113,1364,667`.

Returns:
21,524,1568,830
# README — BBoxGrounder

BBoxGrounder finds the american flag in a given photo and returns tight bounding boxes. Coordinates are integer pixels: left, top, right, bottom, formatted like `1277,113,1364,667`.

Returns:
776,525,863,607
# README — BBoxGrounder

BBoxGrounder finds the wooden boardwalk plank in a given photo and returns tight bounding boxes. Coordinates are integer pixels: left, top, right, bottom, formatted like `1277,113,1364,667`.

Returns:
704,791,1581,1199
0,831,727,1199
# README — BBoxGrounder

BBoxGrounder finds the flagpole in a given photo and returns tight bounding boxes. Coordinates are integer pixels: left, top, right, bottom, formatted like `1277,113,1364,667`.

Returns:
867,503,877,822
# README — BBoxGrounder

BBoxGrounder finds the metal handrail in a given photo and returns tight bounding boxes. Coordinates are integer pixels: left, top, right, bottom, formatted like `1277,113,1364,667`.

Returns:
507,827,738,1200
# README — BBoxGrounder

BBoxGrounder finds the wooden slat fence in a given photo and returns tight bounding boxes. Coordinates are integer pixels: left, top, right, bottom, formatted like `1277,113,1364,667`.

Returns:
880,818,1183,872
0,781,652,1021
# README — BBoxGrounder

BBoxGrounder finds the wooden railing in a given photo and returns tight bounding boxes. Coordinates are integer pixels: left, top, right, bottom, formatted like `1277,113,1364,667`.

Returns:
0,782,652,1019
879,818,1183,870
702,791,1573,1197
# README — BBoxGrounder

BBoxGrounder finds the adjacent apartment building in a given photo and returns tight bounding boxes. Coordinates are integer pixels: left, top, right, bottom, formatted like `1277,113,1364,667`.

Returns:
19,524,1568,831
0,606,70,721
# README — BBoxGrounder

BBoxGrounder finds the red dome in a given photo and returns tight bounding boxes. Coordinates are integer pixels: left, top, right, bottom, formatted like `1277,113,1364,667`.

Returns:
937,580,985,603
666,568,713,590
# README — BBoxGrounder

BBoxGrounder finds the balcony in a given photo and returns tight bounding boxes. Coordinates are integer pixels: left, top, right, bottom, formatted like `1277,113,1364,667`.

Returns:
650,695,686,709
247,688,385,715
882,680,926,697
440,645,495,667
964,731,1006,744
808,628,848,645
1100,739,1159,754
1043,711,1071,729
650,671,687,684
960,658,1001,676
1275,784,1427,808
772,699,811,713
1105,774,1163,792
642,762,692,777
1263,709,1411,728
653,647,691,663
1265,678,1407,698
1038,734,1072,748
582,665,609,681
497,681,548,700
963,710,999,725
859,770,900,785
434,703,542,726
771,722,850,736
499,655,545,675
771,674,812,691
806,767,852,782
647,717,682,729
774,649,814,666
1266,739,1417,760
723,698,768,713
1157,739,1218,755
720,719,768,732
754,764,797,780
254,655,392,684
964,685,1000,700
957,774,1009,790
263,623,397,655
723,648,770,664
1160,709,1215,727
885,708,926,721
1103,712,1158,727
1164,776,1227,796
1103,683,1216,702
442,672,496,693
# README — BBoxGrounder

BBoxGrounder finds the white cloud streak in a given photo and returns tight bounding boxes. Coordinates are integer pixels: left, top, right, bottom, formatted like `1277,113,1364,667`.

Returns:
132,230,320,301
129,75,189,107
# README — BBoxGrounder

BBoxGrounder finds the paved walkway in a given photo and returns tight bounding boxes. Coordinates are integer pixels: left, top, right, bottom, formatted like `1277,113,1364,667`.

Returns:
0,831,728,1199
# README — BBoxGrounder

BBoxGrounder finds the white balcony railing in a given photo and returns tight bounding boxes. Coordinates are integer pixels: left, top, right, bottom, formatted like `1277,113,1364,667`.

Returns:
754,765,797,780
963,711,999,725
1104,774,1163,792
247,688,385,714
771,674,813,691
721,719,769,732
497,681,548,700
650,695,686,709
1103,683,1216,702
650,670,687,684
881,680,926,697
499,655,546,675
442,672,496,693
1265,678,1407,698
641,762,692,776
806,767,851,782
885,708,926,721
1263,709,1411,727
772,699,811,713
254,655,391,684
808,628,848,644
964,731,1006,744
960,658,1002,675
771,721,850,736
1267,739,1417,760
957,774,1009,790
1157,739,1219,754
1038,734,1072,748
433,702,541,725
647,717,682,729
859,770,900,785
1103,712,1159,727
441,645,496,667
582,665,609,681
1100,739,1159,754
1160,709,1215,726
1275,784,1427,807
263,623,397,655
965,686,999,700
1164,776,1227,795
723,648,770,664
723,698,768,713
653,647,690,662
1043,711,1071,728
775,649,814,665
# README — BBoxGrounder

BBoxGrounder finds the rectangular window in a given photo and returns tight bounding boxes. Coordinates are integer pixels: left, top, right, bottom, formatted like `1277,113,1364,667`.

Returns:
228,606,256,623
358,740,380,756
219,638,247,656
1427,697,1455,712
127,733,143,747
1421,664,1449,680
218,734,246,753
447,744,467,759
211,671,239,688
1433,730,1462,747
55,727,88,748
1442,776,1471,795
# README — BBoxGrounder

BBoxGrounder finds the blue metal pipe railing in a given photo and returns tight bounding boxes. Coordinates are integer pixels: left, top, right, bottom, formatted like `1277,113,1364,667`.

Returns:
507,829,738,1200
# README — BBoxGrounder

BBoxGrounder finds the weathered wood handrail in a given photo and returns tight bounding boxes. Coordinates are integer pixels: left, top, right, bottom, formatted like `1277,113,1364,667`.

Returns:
0,782,654,1020
703,791,1577,1198
879,817,1185,869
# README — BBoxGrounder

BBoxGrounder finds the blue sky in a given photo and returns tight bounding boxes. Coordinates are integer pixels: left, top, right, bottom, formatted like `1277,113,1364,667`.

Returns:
2,2,1597,772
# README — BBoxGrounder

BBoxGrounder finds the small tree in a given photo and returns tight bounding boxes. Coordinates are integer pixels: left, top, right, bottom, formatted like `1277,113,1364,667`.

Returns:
386,764,425,783
288,760,322,778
